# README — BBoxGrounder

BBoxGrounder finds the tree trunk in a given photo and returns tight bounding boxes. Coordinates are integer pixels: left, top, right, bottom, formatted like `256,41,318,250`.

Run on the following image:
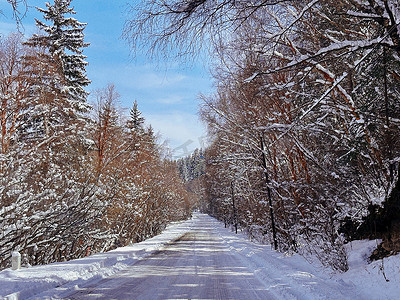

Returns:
260,134,278,250
231,181,238,234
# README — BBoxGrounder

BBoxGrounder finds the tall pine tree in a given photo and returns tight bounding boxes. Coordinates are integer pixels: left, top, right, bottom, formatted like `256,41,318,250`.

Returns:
127,100,145,132
28,0,90,110
22,0,91,141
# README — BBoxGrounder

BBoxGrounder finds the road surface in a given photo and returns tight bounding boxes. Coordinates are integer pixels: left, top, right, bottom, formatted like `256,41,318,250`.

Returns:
48,214,366,300
63,217,277,300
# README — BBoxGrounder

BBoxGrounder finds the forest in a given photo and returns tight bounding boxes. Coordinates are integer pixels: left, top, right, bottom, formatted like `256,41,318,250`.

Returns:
0,0,192,269
126,0,400,271
2,0,400,273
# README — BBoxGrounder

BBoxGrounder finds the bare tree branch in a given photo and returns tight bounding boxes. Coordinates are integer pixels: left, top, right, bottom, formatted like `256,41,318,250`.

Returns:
123,0,293,60
2,0,28,28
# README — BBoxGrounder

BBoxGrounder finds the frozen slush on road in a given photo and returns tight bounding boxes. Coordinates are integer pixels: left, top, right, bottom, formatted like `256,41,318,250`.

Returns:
1,213,399,299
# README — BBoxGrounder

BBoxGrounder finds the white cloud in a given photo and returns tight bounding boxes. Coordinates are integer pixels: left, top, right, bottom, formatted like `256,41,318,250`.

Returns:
154,95,184,105
144,111,207,158
122,66,187,89
0,21,38,37
88,63,189,92
0,21,17,34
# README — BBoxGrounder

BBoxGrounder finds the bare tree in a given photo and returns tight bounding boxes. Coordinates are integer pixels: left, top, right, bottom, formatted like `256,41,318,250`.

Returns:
124,0,400,62
2,0,28,27
123,0,297,59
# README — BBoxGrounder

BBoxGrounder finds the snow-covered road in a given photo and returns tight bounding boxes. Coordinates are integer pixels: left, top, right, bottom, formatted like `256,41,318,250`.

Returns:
2,213,398,299
50,214,362,300
64,223,277,299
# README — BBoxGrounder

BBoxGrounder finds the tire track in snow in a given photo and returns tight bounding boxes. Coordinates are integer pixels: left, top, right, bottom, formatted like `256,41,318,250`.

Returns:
62,220,276,299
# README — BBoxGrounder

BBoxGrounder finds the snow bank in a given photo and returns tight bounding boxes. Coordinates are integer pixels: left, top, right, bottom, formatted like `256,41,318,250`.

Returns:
213,219,400,300
209,217,368,299
339,239,400,300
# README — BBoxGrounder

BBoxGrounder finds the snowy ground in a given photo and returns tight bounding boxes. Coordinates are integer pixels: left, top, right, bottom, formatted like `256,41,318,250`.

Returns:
0,213,399,299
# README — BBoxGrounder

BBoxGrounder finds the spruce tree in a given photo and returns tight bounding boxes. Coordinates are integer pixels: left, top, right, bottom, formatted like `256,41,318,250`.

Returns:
23,0,91,139
127,100,145,132
29,0,90,109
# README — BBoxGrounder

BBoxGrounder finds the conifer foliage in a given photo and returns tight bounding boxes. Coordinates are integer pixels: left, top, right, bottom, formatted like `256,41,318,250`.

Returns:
29,0,90,105
127,100,145,132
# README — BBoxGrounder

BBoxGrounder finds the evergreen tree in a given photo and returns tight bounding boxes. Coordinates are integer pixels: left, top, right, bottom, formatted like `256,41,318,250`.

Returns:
21,0,92,143
28,0,90,109
177,149,205,182
127,100,145,132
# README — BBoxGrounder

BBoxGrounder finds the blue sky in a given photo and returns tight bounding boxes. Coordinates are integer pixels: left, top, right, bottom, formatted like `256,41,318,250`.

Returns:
0,0,212,158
